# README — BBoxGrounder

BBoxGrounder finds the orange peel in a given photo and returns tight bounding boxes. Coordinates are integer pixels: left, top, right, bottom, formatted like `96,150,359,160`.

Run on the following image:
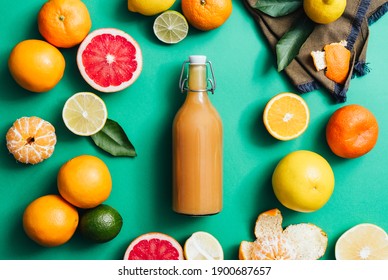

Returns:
239,208,328,260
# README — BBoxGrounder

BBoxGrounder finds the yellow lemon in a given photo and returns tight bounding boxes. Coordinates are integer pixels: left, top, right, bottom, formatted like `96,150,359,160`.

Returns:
127,0,176,16
272,150,335,212
304,0,347,24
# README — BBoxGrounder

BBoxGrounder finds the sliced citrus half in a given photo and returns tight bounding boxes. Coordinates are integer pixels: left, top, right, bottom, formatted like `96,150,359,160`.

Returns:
153,11,189,44
335,223,388,260
123,232,184,260
263,92,310,141
77,28,142,93
239,208,328,260
184,231,224,260
62,92,108,136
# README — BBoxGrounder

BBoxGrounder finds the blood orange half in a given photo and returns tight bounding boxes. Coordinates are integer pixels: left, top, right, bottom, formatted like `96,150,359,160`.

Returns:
123,232,184,260
77,28,142,93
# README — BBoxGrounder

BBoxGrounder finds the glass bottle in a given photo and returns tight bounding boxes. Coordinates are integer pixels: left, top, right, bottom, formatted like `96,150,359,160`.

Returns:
172,55,223,216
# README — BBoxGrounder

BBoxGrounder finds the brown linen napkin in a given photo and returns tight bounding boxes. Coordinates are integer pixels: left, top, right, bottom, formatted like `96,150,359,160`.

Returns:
243,0,388,103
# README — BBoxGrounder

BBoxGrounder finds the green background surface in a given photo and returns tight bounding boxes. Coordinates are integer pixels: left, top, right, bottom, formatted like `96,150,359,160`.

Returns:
1,0,388,260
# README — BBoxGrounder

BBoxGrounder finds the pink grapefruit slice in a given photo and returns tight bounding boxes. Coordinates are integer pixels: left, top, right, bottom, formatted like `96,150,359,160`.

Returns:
77,28,142,93
123,232,184,260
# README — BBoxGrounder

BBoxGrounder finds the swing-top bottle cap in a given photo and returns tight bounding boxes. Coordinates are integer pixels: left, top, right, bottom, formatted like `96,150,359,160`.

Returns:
189,55,207,65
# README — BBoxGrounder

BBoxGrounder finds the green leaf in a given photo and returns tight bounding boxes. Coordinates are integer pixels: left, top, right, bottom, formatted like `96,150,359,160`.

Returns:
251,0,303,17
276,16,315,72
91,119,136,157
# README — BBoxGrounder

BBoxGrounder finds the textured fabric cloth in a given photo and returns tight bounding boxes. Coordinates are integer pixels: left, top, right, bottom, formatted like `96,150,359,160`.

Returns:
243,0,388,102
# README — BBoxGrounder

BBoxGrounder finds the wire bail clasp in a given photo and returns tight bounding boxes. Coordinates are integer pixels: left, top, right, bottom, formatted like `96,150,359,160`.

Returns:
179,59,217,94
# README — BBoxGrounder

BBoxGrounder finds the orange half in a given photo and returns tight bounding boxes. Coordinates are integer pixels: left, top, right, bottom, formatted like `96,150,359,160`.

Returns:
263,93,310,141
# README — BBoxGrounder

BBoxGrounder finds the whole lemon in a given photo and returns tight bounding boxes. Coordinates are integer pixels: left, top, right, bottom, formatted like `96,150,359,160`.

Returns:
8,39,65,92
272,150,335,212
128,0,176,16
304,0,346,24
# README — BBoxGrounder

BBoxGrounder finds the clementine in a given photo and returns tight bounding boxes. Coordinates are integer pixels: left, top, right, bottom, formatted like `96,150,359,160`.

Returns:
38,0,92,48
326,104,379,158
6,116,57,164
23,194,79,247
181,0,232,31
8,39,65,92
57,155,112,208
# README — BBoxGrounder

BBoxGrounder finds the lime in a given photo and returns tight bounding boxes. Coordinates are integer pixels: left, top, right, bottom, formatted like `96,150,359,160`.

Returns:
153,11,189,44
79,204,123,243
62,92,108,136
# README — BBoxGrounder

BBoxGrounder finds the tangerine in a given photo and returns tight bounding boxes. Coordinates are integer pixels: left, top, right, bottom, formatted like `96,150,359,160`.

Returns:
326,104,379,158
8,39,65,92
57,155,112,208
38,0,92,48
239,209,328,260
6,116,57,164
181,0,232,31
23,194,79,247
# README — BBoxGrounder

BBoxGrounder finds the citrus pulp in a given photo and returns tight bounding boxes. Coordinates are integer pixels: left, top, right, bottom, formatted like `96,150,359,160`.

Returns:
6,116,57,164
57,155,112,209
77,28,142,93
79,204,123,243
263,92,310,141
8,39,65,92
184,231,224,260
38,0,92,48
62,92,108,136
124,232,184,260
23,194,79,247
335,223,388,260
272,150,335,212
153,11,189,44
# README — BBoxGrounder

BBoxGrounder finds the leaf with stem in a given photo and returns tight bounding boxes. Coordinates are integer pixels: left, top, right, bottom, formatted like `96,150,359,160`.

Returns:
251,0,303,17
276,15,315,71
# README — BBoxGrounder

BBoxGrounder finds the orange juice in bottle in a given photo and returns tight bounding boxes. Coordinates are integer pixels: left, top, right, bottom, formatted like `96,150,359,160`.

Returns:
172,55,223,216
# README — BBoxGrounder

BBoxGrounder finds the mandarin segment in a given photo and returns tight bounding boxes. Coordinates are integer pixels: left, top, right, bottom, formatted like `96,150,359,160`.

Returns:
6,116,57,164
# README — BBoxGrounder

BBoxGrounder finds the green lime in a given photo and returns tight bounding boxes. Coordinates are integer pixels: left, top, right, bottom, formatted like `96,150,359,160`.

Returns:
153,11,189,44
79,204,123,243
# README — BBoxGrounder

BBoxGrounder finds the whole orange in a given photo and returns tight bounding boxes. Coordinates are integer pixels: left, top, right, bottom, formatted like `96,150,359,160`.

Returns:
57,155,112,208
38,0,92,48
326,104,378,158
23,194,79,247
8,39,65,92
181,0,232,31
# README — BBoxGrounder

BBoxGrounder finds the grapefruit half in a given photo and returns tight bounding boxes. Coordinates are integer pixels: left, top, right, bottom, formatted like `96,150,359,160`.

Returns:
77,28,142,93
123,232,184,260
